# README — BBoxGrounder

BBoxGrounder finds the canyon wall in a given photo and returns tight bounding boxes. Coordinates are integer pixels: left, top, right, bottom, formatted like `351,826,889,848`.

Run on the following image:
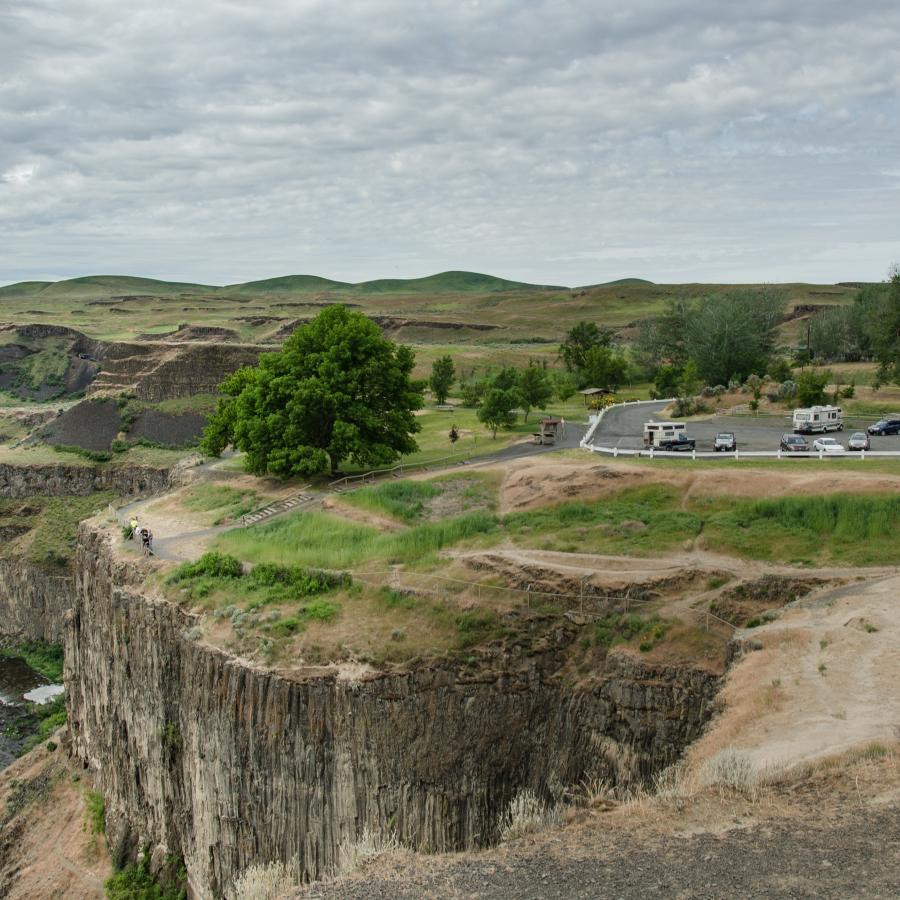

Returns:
0,462,175,500
67,524,720,898
0,559,71,644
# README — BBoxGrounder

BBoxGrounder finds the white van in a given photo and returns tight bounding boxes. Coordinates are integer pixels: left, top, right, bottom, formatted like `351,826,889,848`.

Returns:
643,421,686,447
793,405,843,434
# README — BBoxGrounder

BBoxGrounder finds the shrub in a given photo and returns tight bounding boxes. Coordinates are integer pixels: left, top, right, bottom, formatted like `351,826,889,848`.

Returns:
169,552,243,582
85,790,105,835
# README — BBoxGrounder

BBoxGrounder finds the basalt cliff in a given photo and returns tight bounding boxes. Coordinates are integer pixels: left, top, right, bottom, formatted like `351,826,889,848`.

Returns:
65,524,720,897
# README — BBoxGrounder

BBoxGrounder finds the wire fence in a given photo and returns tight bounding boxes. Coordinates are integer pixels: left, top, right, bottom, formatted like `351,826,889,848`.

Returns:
352,568,737,633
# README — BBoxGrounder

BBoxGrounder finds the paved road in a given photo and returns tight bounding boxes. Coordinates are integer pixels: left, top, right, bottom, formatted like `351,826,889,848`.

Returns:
590,401,898,453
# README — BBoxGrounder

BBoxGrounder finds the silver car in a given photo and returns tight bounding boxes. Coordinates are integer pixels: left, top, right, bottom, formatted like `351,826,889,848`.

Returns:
847,431,871,451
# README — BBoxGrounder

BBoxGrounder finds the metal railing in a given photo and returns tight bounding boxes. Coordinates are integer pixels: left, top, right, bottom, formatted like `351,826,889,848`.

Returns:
351,568,737,633
328,449,477,491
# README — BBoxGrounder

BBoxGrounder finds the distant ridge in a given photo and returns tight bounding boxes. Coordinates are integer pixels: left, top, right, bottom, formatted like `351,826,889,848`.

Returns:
0,270,570,296
576,277,655,289
223,274,352,293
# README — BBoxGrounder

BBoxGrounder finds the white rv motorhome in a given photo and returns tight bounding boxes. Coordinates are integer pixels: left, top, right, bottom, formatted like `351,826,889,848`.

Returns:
643,421,686,447
793,405,843,434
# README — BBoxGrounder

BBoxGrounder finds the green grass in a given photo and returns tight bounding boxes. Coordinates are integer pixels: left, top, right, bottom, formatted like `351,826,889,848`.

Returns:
213,508,499,569
20,693,67,753
0,640,64,681
0,492,117,570
345,480,442,522
85,791,105,835
167,552,348,612
504,484,701,556
180,484,261,524
105,853,187,900
704,493,900,565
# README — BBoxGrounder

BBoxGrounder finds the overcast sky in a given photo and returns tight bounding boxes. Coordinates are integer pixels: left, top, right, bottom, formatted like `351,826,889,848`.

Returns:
1,1,898,287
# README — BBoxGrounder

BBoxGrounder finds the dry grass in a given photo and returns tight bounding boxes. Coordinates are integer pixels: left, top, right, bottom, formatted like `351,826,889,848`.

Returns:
498,789,565,842
230,859,302,900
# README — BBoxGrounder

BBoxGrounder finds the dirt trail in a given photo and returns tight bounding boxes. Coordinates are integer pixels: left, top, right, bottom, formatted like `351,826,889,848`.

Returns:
0,743,110,899
687,573,900,773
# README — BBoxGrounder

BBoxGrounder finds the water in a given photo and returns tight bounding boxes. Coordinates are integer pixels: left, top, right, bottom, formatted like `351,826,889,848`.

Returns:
0,656,63,769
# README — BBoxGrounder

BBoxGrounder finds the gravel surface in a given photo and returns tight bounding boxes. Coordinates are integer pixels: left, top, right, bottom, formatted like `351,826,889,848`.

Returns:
40,399,121,450
127,409,206,447
297,803,900,899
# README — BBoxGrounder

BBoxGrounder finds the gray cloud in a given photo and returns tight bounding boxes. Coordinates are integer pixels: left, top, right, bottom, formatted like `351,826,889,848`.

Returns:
1,0,899,286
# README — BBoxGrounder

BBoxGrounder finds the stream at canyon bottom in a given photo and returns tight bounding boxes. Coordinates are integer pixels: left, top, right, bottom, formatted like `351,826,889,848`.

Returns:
0,656,64,768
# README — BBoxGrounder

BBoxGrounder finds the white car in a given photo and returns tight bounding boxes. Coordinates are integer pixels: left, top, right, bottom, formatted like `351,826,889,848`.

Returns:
812,437,845,453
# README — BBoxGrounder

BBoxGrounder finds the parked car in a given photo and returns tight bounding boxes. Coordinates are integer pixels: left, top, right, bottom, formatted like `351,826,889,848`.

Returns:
780,433,809,453
847,432,870,451
713,432,736,452
812,437,845,453
659,433,696,451
867,418,900,436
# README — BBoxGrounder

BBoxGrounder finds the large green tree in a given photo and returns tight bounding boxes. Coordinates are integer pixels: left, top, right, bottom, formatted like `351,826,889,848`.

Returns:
517,362,553,422
477,388,519,437
429,355,455,404
201,306,424,476
870,268,900,384
582,345,629,390
559,321,616,373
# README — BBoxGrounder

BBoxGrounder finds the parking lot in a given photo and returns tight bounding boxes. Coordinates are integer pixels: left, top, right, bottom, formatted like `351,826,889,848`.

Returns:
591,400,900,453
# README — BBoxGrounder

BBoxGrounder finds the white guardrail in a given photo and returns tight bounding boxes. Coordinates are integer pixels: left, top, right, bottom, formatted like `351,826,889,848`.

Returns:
580,398,900,461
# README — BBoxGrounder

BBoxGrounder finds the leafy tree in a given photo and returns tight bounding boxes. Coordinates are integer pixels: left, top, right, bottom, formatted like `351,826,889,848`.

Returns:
795,369,831,407
517,362,553,422
477,389,519,437
870,268,900,384
678,360,701,399
653,364,682,398
553,371,576,402
582,345,628,390
459,379,488,408
429,355,455,405
490,366,520,391
633,298,693,373
767,358,793,382
683,288,786,385
201,306,424,476
559,321,615,373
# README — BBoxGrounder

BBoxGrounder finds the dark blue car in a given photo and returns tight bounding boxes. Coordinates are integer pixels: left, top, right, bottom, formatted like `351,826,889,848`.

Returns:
867,419,900,436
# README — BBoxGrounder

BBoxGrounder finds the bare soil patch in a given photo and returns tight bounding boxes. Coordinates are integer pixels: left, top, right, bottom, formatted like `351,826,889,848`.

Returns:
498,456,900,514
0,740,110,899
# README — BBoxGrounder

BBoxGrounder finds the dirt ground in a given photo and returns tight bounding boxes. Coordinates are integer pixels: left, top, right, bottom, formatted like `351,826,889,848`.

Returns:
0,736,110,899
294,752,900,899
495,456,900,513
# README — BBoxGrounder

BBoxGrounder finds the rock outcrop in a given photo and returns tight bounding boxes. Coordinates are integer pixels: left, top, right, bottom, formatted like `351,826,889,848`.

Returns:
0,559,71,644
88,341,268,401
67,525,720,896
0,463,175,499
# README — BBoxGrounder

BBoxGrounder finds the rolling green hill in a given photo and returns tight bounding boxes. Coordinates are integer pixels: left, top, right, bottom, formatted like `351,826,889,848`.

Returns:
222,274,353,293
352,270,567,293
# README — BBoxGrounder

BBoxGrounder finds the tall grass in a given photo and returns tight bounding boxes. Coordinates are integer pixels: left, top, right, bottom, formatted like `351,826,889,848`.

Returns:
707,493,900,564
214,509,498,569
740,494,900,540
346,480,441,523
